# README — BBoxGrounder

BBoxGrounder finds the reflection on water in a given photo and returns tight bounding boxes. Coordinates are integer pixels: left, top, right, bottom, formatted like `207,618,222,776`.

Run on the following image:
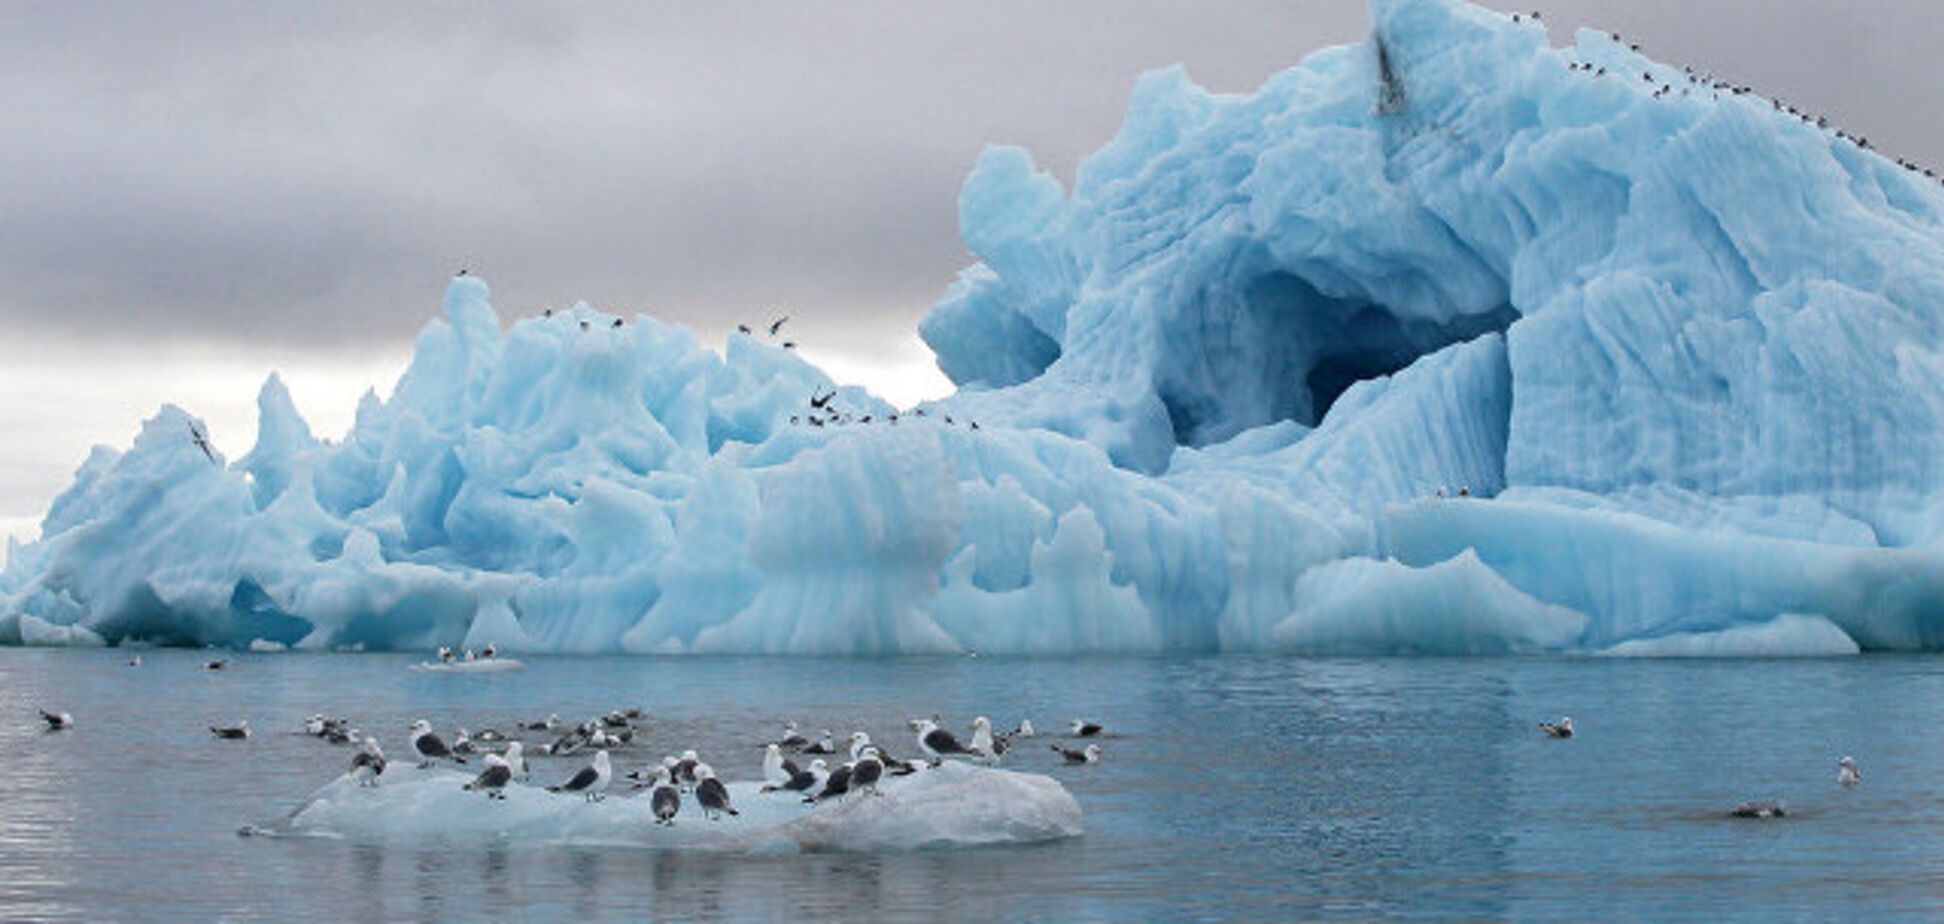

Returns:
0,649,1941,920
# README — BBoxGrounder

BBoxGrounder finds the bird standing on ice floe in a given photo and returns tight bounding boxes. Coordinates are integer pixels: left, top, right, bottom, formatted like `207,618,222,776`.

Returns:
763,744,796,789
437,646,454,664
464,753,513,800
806,760,853,804
1540,717,1574,739
913,718,975,765
851,748,885,797
969,717,1001,762
39,708,73,731
694,765,738,820
650,767,681,825
1068,719,1104,738
550,749,612,802
349,738,386,786
502,741,528,782
1052,744,1102,765
673,749,702,792
209,720,250,740
409,719,464,768
1837,756,1861,788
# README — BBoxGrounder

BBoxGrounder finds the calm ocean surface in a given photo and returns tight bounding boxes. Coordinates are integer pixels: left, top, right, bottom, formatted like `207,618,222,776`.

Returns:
1,648,1939,921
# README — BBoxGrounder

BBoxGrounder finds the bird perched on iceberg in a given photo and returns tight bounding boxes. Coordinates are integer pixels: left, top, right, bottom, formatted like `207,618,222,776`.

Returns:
550,749,611,801
349,738,386,786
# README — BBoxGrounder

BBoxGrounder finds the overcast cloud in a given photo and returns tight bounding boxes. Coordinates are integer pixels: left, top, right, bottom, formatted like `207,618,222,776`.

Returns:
3,0,1940,546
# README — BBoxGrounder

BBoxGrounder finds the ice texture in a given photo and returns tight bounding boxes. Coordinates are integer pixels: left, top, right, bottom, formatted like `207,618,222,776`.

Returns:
8,0,1944,656
273,762,1082,852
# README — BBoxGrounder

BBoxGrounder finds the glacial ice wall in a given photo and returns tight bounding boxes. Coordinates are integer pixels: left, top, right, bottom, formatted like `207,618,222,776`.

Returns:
7,0,1944,655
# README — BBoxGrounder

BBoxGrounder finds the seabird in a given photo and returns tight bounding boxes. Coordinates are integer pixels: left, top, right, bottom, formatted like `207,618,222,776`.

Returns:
694,764,738,820
1068,719,1104,738
773,720,810,751
802,730,838,756
674,749,702,791
650,767,681,825
806,761,853,804
1727,801,1786,819
913,718,974,765
126,655,141,667
482,643,497,659
851,748,885,797
968,716,1000,761
204,659,228,671
611,318,624,328
437,646,454,664
763,744,794,788
1014,719,1036,738
452,729,480,755
1837,756,1861,788
1540,717,1574,739
768,316,789,337
503,741,528,782
766,758,825,794
475,727,505,743
523,714,561,732
1051,743,1102,765
464,754,513,799
549,749,612,801
187,421,216,464
39,708,74,731
305,714,327,737
737,324,752,335
456,268,468,277
409,719,464,767
349,738,386,786
210,720,250,740
781,341,797,350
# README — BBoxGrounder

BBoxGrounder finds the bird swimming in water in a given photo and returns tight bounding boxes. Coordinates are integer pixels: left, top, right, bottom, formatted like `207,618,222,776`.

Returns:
801,730,838,756
39,708,74,731
1068,719,1104,738
1540,717,1574,739
1051,743,1102,765
209,720,250,740
1727,801,1786,819
1837,756,1861,788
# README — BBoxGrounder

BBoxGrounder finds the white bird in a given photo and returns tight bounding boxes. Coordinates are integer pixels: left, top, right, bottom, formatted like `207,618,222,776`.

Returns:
1837,756,1861,788
969,716,999,761
550,750,611,801
503,741,528,782
1014,719,1036,738
694,764,738,820
763,744,794,788
304,715,326,737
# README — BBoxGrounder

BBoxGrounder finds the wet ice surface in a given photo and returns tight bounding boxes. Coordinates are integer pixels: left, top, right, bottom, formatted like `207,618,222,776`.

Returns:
3,648,1943,920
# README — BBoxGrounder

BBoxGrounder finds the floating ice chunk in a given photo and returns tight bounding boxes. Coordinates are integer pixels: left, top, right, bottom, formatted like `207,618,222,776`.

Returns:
274,761,1080,852
1599,614,1859,658
17,613,105,647
1271,550,1587,655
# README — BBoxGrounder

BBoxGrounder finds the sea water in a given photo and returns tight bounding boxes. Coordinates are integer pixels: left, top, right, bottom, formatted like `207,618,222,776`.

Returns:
1,648,1939,921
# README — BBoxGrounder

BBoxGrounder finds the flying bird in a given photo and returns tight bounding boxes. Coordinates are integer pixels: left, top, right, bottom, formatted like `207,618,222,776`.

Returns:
768,316,789,337
187,422,216,464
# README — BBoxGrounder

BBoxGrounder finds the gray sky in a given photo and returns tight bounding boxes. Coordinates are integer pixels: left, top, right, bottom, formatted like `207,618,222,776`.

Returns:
3,0,1940,549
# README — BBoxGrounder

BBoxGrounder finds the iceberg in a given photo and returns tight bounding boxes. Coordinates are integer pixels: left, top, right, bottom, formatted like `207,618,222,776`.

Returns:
7,0,1944,656
266,762,1082,852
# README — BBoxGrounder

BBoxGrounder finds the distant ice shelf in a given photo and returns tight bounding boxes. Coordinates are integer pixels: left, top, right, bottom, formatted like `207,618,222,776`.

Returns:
7,0,1944,656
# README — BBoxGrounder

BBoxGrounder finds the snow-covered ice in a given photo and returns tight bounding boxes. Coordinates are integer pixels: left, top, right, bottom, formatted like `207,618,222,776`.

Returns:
8,0,1944,656
271,761,1082,852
